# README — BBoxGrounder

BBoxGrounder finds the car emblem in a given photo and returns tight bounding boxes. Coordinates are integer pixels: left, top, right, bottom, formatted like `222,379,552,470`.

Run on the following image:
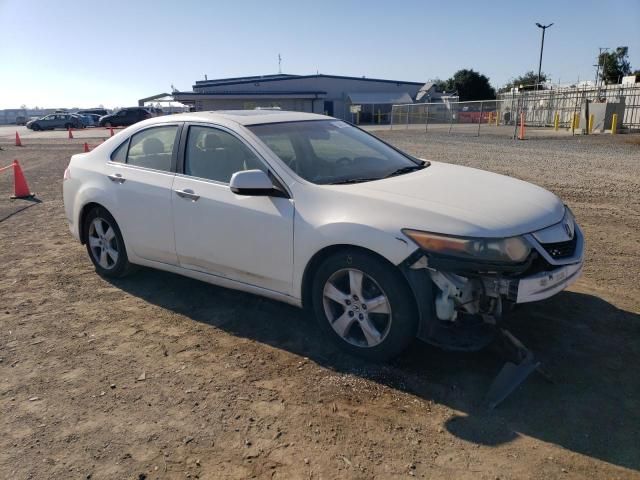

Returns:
563,220,574,239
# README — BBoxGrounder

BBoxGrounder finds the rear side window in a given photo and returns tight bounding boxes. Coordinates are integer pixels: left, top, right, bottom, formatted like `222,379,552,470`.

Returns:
110,140,128,163
126,126,179,172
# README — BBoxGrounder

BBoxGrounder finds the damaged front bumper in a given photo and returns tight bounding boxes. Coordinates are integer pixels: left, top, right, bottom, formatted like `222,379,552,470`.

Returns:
403,223,585,333
400,223,584,407
513,261,582,303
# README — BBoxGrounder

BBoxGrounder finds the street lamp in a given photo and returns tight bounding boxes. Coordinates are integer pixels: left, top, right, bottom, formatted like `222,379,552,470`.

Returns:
535,22,553,91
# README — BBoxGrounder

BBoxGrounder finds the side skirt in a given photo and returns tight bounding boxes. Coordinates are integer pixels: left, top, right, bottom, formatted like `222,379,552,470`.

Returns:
129,257,303,308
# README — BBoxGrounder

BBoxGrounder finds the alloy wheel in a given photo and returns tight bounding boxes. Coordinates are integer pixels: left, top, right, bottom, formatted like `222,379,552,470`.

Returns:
88,217,119,270
322,268,392,348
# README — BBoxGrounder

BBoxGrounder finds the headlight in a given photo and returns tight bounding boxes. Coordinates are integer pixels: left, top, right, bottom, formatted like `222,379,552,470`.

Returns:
402,229,531,263
563,206,576,238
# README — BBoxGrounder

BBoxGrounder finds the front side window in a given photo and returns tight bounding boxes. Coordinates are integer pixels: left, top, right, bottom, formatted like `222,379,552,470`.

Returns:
248,120,422,184
184,126,266,183
126,125,178,172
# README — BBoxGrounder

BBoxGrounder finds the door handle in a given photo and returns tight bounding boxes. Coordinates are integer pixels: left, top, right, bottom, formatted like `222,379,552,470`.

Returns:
107,173,125,183
175,189,200,201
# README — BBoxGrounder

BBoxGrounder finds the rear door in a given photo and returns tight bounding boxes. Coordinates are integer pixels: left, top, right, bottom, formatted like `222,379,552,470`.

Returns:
105,123,182,265
171,124,295,294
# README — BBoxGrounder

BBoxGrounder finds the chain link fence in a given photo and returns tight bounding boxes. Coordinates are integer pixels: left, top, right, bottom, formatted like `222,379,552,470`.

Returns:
390,100,523,137
389,83,640,137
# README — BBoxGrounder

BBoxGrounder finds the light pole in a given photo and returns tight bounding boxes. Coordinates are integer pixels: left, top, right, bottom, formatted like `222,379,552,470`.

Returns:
535,22,553,90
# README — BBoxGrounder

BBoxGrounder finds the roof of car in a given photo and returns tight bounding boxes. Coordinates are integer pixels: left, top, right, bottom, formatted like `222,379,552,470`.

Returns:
150,110,329,126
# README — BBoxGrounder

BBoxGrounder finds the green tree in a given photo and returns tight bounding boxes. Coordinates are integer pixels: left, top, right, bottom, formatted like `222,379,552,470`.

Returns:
443,69,496,101
598,46,632,84
499,71,548,92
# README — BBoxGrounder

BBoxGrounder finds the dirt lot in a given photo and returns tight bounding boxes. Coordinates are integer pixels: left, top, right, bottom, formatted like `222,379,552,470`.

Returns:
1,130,639,480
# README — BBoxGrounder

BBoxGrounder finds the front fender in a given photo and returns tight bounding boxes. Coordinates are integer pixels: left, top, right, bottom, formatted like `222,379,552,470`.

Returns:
292,219,417,299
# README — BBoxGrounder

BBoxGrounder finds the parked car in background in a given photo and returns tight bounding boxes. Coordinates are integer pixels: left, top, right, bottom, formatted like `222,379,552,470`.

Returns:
62,110,584,361
99,107,151,127
145,107,164,117
73,113,99,128
77,108,109,117
26,113,85,131
15,116,27,125
85,113,102,125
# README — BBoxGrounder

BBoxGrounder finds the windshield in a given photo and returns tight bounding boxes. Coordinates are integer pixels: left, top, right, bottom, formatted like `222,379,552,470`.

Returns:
247,120,424,185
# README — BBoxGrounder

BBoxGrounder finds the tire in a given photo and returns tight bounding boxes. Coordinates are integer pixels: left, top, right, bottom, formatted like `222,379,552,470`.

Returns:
83,207,133,278
311,249,418,362
104,121,112,128
32,124,41,131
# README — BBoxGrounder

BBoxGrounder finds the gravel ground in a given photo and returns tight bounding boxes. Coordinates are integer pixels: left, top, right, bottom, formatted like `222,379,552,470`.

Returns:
0,132,639,480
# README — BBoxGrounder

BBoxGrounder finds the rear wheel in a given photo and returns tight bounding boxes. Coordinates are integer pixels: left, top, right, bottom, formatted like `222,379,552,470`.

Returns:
83,207,133,278
311,249,417,361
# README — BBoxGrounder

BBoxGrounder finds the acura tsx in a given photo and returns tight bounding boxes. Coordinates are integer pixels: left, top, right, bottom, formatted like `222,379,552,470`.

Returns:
62,110,584,361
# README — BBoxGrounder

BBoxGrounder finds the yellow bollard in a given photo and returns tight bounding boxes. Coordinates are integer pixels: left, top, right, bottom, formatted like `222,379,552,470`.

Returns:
554,112,559,131
588,114,594,134
495,111,499,126
611,113,618,134
572,113,579,130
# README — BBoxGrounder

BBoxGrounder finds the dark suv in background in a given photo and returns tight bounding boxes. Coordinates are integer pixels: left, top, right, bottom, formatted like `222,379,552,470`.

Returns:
99,107,151,127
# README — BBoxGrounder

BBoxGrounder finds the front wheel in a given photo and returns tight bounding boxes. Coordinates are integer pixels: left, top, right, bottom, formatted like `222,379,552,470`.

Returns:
83,207,133,278
311,249,418,362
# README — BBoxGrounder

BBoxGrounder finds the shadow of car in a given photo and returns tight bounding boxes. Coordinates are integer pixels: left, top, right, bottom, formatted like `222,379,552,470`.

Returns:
106,266,640,472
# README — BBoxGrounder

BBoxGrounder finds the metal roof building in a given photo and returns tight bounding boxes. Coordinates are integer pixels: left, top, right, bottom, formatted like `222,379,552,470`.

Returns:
171,73,424,123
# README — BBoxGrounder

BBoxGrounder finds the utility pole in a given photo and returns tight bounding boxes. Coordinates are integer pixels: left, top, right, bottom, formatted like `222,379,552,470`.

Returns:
535,22,553,92
278,54,282,74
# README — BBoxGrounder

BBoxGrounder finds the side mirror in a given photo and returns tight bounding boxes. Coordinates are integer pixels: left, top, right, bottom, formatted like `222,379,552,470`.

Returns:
229,170,288,198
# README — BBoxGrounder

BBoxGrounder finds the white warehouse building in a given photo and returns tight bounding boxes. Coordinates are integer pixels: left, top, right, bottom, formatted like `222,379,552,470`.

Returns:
171,73,424,123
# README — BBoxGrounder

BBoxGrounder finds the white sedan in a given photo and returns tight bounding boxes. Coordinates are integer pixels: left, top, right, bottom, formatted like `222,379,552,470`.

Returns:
63,110,584,360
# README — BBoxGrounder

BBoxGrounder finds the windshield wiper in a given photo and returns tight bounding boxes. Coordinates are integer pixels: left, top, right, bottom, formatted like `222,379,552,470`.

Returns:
384,162,427,178
328,177,381,185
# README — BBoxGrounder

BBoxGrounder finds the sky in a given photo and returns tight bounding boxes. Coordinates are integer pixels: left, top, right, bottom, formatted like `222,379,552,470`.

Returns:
1,0,639,109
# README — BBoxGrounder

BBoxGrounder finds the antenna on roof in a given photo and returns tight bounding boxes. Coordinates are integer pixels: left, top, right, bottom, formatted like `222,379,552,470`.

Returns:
278,53,282,74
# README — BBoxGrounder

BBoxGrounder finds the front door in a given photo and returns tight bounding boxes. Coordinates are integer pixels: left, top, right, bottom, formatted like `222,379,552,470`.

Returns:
172,124,294,294
105,123,181,265
41,115,56,129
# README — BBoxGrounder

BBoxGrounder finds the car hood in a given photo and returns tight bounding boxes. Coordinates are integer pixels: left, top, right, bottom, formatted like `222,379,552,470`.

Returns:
327,161,565,238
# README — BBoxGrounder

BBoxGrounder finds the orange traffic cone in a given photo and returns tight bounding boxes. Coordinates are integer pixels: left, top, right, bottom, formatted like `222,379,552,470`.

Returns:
83,142,89,152
10,160,35,199
109,127,114,137
15,131,22,147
